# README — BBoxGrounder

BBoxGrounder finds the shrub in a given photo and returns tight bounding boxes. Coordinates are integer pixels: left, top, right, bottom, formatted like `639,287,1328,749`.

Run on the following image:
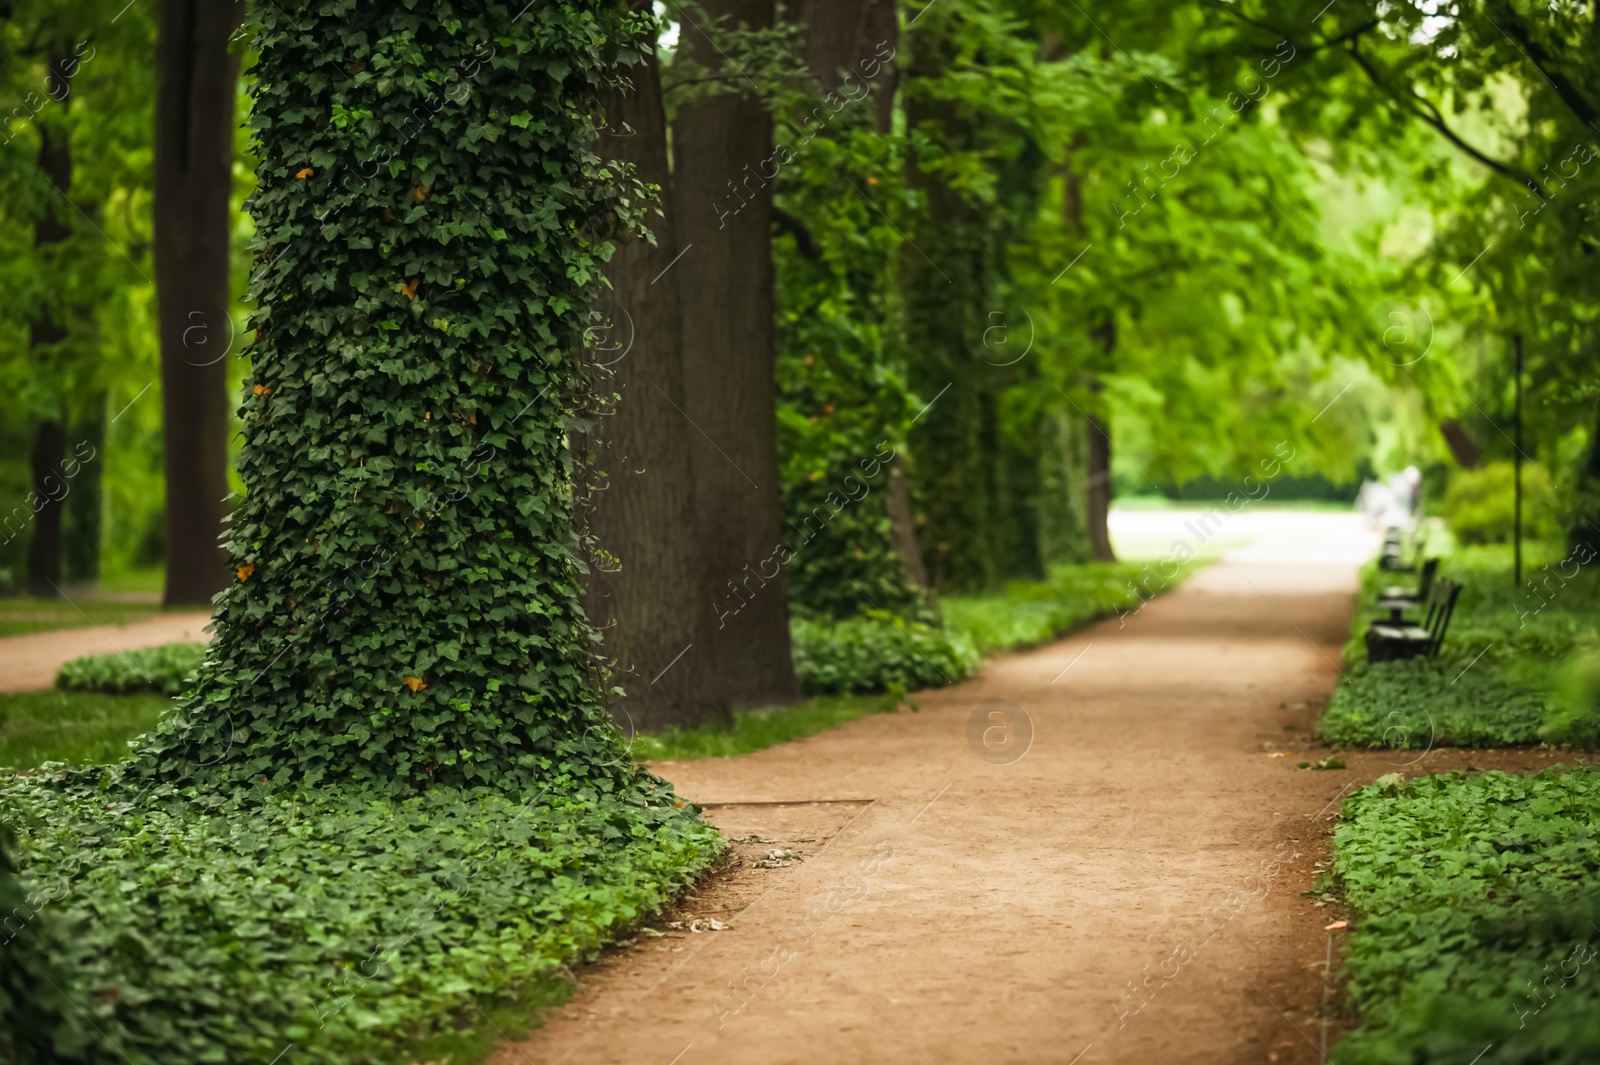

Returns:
55,643,206,696
1541,642,1600,747
1440,461,1557,545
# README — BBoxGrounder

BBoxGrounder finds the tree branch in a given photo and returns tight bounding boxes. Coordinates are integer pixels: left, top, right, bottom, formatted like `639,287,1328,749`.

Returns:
1492,6,1599,127
1346,41,1546,199
771,207,822,260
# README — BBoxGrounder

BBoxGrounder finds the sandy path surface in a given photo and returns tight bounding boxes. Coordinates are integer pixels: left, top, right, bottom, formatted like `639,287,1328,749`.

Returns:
0,611,213,693
485,511,1408,1065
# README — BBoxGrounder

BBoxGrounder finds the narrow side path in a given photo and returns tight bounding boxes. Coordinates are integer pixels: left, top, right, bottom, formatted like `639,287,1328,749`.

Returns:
493,512,1378,1065
0,611,213,693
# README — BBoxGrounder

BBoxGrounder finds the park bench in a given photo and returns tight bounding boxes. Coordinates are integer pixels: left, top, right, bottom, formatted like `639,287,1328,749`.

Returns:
1375,557,1439,622
1365,576,1460,663
1378,527,1421,573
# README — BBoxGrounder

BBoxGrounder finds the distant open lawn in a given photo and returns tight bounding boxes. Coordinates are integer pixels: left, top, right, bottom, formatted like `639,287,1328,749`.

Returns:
0,689,171,768
0,595,161,637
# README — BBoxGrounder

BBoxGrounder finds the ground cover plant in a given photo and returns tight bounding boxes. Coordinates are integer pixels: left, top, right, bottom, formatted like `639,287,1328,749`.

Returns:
3,770,720,1064
1329,769,1600,1064
1318,543,1600,749
792,559,1171,694
54,641,204,695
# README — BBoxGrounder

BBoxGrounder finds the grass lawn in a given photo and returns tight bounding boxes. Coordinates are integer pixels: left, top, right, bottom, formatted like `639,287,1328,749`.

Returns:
632,692,903,760
0,596,160,637
0,690,171,769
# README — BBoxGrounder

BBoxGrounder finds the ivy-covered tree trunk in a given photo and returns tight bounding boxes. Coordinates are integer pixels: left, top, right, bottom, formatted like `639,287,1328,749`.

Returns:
62,396,104,584
25,123,72,599
132,0,647,792
582,4,730,732
672,0,800,706
153,0,242,606
904,41,1001,594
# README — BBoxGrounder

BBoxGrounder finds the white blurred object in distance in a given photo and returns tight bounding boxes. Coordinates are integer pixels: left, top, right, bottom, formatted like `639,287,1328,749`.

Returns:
1357,480,1388,528
1356,467,1422,532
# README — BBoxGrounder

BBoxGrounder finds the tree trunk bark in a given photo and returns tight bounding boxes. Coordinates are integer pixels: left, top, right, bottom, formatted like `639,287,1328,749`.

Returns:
1438,418,1482,469
672,0,799,707
25,419,66,597
1571,405,1600,555
154,0,242,606
63,396,105,583
583,7,730,733
26,120,72,598
1086,320,1117,563
800,0,898,131
1085,412,1116,563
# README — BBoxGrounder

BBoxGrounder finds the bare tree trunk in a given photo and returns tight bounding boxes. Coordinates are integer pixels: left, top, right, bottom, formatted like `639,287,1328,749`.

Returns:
672,0,799,707
1085,413,1116,563
154,0,243,606
1438,418,1482,469
583,8,730,732
26,121,72,598
800,0,897,129
1086,320,1117,563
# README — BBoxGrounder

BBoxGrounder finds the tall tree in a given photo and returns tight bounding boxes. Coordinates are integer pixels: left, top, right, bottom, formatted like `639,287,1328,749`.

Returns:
153,0,243,606
672,0,800,706
582,4,729,732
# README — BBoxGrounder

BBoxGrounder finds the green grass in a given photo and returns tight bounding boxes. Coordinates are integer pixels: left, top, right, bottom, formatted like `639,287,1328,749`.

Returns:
631,691,904,760
1329,768,1600,1064
0,690,170,769
1318,541,1600,749
0,597,160,637
942,560,1182,653
96,566,166,594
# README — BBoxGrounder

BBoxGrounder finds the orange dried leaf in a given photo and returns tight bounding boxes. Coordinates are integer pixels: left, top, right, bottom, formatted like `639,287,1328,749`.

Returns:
236,564,255,582
252,383,269,396
403,675,427,692
401,278,419,300
295,167,314,179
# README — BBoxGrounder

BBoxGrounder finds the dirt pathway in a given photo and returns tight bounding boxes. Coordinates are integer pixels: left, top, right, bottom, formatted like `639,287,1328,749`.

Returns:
483,511,1413,1065
0,611,213,693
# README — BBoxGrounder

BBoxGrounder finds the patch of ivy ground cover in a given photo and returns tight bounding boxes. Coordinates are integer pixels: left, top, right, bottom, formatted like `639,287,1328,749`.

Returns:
791,560,1179,695
55,642,206,696
1,768,722,1064
1317,543,1600,749
1329,768,1600,1064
